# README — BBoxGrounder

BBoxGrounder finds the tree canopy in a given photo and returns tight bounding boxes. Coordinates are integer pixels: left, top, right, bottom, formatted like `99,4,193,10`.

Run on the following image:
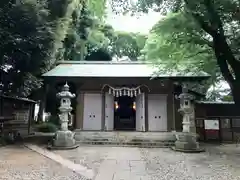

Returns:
0,0,148,97
2,0,240,104
0,0,78,96
112,0,240,104
110,31,147,61
141,12,219,93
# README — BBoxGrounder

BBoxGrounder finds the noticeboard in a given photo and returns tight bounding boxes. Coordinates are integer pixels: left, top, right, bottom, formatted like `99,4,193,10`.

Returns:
204,119,219,130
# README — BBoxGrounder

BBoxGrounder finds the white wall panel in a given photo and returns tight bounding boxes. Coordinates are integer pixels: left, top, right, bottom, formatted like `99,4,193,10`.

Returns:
148,94,167,131
83,93,102,130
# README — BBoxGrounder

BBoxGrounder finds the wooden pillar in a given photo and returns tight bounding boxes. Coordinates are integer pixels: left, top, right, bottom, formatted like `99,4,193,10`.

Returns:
172,93,176,131
75,91,84,129
101,92,105,130
141,92,146,132
0,95,3,117
144,92,149,131
167,82,174,131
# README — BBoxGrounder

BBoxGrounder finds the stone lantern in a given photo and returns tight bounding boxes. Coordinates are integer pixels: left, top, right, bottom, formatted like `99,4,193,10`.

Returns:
57,83,75,131
173,83,204,153
178,84,195,133
48,82,79,150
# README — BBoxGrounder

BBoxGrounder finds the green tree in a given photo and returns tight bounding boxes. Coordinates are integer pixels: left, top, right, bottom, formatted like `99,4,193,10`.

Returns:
0,0,81,123
111,0,240,104
61,0,112,61
141,12,219,93
61,0,147,62
0,0,79,97
109,31,147,61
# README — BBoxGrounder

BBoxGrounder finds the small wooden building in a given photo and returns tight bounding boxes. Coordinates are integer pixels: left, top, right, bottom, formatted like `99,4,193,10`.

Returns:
0,95,36,136
195,101,240,142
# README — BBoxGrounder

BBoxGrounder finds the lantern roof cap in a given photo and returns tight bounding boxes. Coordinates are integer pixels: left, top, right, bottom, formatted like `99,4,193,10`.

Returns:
62,82,69,91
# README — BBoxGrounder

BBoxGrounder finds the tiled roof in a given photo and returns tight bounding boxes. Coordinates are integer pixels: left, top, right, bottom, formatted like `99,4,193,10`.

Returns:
1,95,36,103
43,61,210,78
196,100,235,104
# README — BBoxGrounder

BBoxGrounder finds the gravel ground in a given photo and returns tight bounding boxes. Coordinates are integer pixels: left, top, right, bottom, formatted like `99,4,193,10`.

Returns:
1,144,240,180
55,144,240,180
0,145,87,180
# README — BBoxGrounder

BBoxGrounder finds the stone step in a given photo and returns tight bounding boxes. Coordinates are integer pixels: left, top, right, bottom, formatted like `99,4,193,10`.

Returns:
76,140,174,148
76,138,174,143
74,131,176,148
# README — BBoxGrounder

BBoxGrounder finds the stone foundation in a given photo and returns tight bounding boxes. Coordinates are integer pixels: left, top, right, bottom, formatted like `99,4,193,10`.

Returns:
74,130,176,147
48,130,79,150
173,132,204,153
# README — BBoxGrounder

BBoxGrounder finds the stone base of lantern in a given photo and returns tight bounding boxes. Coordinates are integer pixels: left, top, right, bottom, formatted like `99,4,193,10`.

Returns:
47,130,79,150
172,132,204,153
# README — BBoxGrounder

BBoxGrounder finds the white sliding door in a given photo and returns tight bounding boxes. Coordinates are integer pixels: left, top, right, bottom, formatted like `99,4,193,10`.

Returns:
148,94,167,131
83,93,102,130
136,93,145,131
104,93,114,130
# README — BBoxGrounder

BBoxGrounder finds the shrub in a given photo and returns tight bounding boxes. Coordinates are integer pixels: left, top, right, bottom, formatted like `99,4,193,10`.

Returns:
35,122,58,133
48,115,60,127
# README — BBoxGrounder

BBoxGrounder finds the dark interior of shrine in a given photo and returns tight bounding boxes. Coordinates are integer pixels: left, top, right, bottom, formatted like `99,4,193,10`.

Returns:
114,96,136,131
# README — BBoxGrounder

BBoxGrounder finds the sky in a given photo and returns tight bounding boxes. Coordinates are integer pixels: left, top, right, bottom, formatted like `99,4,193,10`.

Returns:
106,5,161,34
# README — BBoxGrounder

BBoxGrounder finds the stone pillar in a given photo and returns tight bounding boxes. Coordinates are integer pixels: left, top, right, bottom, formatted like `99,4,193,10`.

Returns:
48,83,79,150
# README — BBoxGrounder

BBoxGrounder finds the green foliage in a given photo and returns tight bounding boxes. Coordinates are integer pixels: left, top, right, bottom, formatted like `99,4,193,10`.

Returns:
113,0,240,102
0,0,51,96
110,0,182,15
87,0,107,20
207,88,232,101
61,0,147,61
0,0,79,97
48,115,60,127
142,12,219,80
35,122,58,133
110,31,147,60
61,0,111,61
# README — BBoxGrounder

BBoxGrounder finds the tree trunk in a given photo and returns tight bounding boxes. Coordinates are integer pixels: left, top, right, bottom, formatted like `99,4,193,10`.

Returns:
212,34,240,105
231,81,240,106
185,0,240,105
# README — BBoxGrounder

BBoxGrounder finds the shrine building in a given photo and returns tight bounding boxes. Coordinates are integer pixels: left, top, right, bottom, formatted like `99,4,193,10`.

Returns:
43,61,209,134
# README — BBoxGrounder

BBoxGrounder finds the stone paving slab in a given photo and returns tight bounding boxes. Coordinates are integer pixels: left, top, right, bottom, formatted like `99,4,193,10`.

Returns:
116,160,130,171
94,161,116,180
129,160,146,174
55,145,240,180
113,171,131,180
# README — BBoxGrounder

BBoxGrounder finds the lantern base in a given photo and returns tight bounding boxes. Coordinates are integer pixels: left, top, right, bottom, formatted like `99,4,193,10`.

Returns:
172,133,204,153
171,146,205,153
48,130,79,150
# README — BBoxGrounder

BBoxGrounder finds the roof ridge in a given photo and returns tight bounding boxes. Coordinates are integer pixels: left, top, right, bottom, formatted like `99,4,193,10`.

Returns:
57,61,153,65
